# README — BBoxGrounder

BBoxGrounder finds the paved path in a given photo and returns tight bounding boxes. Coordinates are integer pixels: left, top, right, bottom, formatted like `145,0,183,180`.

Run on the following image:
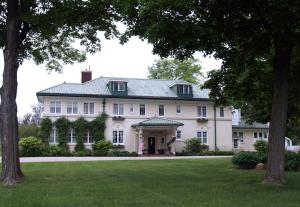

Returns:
20,156,232,163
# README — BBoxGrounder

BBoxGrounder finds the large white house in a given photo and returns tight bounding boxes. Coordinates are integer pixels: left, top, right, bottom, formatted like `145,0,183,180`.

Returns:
37,71,233,155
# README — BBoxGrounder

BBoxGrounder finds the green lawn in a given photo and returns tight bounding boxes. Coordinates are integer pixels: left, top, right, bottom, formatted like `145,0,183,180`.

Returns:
0,159,300,207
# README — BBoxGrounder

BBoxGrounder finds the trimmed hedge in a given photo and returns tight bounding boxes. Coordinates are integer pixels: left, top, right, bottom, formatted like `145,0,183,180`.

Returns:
19,136,44,157
92,140,113,156
232,151,259,169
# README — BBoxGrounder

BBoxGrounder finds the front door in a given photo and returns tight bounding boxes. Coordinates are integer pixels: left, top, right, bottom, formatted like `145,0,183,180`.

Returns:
148,137,156,154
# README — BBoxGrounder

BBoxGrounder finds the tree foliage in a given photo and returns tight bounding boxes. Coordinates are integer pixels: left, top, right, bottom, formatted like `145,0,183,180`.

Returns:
117,0,300,184
148,58,203,84
90,113,108,143
39,118,52,145
54,117,70,150
73,117,88,152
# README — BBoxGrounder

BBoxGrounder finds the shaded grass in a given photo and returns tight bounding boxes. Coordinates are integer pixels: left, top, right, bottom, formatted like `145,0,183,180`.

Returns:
0,158,300,207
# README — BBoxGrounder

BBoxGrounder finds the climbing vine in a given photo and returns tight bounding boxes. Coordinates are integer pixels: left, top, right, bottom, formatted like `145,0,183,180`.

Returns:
39,118,52,145
73,117,88,151
54,117,71,150
90,113,108,143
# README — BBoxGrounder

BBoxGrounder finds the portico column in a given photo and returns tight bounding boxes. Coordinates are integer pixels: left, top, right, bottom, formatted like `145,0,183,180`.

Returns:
171,128,176,155
137,127,144,155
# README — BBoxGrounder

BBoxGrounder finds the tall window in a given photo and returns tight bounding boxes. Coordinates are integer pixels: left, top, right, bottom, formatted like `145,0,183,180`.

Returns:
220,107,224,117
197,131,208,144
84,130,93,144
113,104,124,115
112,130,124,144
176,130,182,139
159,105,164,116
50,128,57,144
84,102,94,114
197,106,207,117
140,104,145,115
67,129,76,143
176,105,181,114
177,85,191,94
67,101,78,114
50,101,61,114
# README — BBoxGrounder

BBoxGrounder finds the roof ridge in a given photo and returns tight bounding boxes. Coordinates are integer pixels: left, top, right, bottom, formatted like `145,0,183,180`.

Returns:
87,76,191,83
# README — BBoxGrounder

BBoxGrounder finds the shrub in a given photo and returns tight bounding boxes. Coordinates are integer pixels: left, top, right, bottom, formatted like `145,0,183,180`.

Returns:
108,150,131,157
130,152,138,157
254,140,268,153
19,136,45,157
201,150,235,156
92,140,113,156
232,151,259,169
72,149,92,157
47,145,71,156
39,118,52,144
285,151,300,171
184,138,202,153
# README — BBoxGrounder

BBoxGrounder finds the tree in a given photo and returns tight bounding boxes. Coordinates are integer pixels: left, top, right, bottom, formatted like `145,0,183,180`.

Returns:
148,58,203,84
117,0,300,184
0,0,119,185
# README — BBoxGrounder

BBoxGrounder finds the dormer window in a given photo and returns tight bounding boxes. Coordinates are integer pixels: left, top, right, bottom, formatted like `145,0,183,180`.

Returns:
173,84,193,98
112,81,126,92
108,80,128,96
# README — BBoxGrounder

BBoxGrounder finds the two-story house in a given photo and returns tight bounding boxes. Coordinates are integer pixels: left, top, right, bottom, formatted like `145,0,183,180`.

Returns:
36,71,233,155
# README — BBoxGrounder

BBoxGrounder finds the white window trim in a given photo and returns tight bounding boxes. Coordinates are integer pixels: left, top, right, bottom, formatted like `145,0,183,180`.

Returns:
50,101,61,114
176,130,182,140
140,104,146,116
233,139,239,149
176,105,181,114
113,103,124,115
67,128,76,144
112,130,124,145
219,107,224,117
197,131,208,145
129,104,134,113
84,130,93,144
67,101,78,115
50,128,57,144
84,102,95,115
197,106,207,118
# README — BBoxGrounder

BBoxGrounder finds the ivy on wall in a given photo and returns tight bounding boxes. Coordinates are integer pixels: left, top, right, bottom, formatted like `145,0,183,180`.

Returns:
39,118,52,145
90,113,108,143
54,117,71,150
73,117,88,151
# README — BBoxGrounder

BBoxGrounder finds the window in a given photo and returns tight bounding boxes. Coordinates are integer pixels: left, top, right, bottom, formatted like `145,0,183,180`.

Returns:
177,85,191,94
264,132,268,139
84,130,93,144
113,104,124,115
159,105,164,116
220,107,224,117
112,82,126,91
67,101,78,114
176,130,182,139
67,129,76,143
140,104,145,115
233,132,238,137
129,104,134,113
197,131,208,144
50,101,61,114
254,132,258,138
197,106,207,117
161,138,165,144
112,130,124,144
84,102,94,114
176,105,181,114
233,139,239,149
50,128,57,144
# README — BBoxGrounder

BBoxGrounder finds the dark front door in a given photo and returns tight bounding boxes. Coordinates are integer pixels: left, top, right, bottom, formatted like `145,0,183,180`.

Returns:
148,137,156,154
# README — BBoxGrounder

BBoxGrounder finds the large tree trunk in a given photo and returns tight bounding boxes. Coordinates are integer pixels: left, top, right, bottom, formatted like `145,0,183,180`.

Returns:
0,0,24,185
265,43,293,184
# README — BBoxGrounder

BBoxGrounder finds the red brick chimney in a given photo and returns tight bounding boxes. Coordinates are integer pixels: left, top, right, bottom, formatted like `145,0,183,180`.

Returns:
81,70,92,83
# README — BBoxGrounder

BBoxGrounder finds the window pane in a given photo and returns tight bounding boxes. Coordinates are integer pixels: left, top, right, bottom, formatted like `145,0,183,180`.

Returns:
72,129,76,143
68,129,72,143
112,82,118,91
203,132,208,144
56,101,61,113
119,104,124,115
176,130,181,139
259,132,263,138
220,107,224,117
84,131,89,143
89,103,94,114
73,102,78,114
50,129,55,143
50,101,55,113
239,132,243,138
67,102,72,114
254,132,257,138
159,105,164,116
176,105,181,113
197,131,202,138
202,106,207,117
197,106,202,117
119,82,126,91
119,131,124,143
84,103,89,114
140,104,145,115
130,104,134,112
112,131,118,143
113,104,118,115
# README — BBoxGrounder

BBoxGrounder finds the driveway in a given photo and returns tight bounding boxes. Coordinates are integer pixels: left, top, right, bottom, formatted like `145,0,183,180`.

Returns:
20,156,232,163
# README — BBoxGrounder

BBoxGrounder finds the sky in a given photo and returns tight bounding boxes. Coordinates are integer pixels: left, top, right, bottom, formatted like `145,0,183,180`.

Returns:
0,35,222,118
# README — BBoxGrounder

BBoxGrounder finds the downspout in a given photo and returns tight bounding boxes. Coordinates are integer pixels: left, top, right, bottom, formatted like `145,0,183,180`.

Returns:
214,105,217,151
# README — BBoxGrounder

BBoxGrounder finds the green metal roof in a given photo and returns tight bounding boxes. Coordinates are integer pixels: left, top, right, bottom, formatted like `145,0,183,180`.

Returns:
132,117,184,127
36,77,210,101
232,121,269,130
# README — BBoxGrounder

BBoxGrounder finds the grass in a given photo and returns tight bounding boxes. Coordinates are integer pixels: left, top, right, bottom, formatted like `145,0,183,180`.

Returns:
0,158,300,207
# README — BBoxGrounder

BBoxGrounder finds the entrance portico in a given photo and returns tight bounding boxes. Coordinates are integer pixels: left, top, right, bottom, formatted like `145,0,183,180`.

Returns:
132,117,184,155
